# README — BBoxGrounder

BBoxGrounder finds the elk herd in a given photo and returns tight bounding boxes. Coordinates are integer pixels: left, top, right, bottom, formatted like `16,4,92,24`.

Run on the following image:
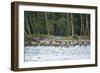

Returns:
26,38,90,47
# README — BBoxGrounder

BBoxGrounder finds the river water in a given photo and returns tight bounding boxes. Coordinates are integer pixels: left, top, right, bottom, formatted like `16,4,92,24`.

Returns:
24,45,90,62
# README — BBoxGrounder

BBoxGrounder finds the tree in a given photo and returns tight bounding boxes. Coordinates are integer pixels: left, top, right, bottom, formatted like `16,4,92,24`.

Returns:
24,11,90,38
80,14,83,36
86,14,89,35
45,12,50,35
67,13,70,36
28,12,36,34
24,12,31,34
71,13,74,37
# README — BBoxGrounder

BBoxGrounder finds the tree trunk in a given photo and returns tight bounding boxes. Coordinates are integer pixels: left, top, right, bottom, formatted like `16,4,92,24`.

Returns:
86,14,89,35
26,13,31,34
28,12,36,34
71,13,74,37
80,14,83,36
45,12,49,35
82,16,84,35
61,13,64,35
67,14,70,36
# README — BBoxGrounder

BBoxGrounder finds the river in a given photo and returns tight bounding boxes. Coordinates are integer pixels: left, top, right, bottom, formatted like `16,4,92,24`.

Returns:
24,45,90,62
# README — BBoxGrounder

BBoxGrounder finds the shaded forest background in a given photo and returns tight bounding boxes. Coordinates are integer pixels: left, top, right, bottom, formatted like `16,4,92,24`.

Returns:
24,11,90,40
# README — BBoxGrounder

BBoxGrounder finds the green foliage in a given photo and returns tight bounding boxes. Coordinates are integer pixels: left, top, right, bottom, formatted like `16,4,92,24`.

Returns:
24,11,90,38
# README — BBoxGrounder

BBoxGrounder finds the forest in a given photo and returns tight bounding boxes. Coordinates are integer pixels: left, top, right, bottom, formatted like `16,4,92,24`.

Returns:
24,11,90,46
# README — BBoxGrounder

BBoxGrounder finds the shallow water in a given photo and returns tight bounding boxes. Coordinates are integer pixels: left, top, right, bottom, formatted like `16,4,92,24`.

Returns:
24,45,90,62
